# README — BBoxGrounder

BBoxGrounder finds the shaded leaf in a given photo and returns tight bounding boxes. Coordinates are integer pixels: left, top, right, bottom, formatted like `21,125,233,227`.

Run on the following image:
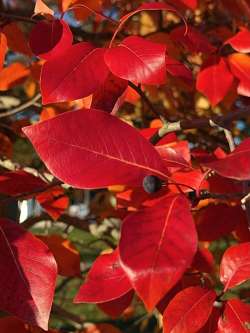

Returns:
3,23,32,56
38,234,80,277
29,19,73,60
98,290,134,318
196,204,244,241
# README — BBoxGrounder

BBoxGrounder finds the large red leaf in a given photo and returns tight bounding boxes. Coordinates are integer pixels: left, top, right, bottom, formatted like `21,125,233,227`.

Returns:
220,242,250,291
228,53,250,97
74,249,132,303
29,19,73,60
0,218,57,330
196,56,234,106
105,36,166,85
23,108,168,189
225,28,250,53
41,43,109,104
196,204,244,241
218,299,250,333
163,287,216,333
119,194,198,310
204,138,250,180
179,0,197,9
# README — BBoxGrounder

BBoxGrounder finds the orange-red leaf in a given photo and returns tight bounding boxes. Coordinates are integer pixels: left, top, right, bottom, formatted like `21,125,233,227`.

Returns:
228,53,250,97
0,33,7,70
0,62,30,91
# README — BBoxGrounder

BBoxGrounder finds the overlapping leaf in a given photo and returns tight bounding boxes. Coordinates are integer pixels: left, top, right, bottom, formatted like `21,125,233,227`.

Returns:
74,249,132,303
105,36,167,85
220,242,250,291
29,19,73,60
41,43,109,104
0,218,57,330
23,108,168,188
218,299,250,332
119,194,198,310
163,287,216,333
226,28,250,53
204,138,250,180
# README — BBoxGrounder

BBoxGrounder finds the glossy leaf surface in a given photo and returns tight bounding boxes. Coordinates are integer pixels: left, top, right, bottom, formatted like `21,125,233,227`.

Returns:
0,218,57,330
163,287,216,333
218,299,250,333
23,108,168,188
41,43,109,104
105,36,167,85
119,194,198,310
220,242,250,291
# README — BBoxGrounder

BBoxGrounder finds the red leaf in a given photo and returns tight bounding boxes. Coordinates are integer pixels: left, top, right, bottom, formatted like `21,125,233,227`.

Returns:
0,32,7,70
74,249,132,303
41,43,109,104
29,19,73,60
38,234,80,277
3,22,32,57
0,218,57,330
169,169,208,192
36,186,69,220
179,0,197,9
156,143,190,171
98,290,134,318
91,73,128,113
170,26,216,54
0,62,30,91
0,170,47,196
119,194,197,310
196,204,244,241
23,108,168,189
0,316,27,333
228,53,250,97
105,36,166,85
198,307,222,333
205,138,250,180
163,287,216,333
225,28,250,53
196,56,234,106
220,242,250,291
165,56,193,84
218,299,250,333
191,247,215,273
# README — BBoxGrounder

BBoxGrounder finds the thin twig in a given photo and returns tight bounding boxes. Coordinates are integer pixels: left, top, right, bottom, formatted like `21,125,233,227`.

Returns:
150,107,250,145
128,82,163,119
0,94,41,119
